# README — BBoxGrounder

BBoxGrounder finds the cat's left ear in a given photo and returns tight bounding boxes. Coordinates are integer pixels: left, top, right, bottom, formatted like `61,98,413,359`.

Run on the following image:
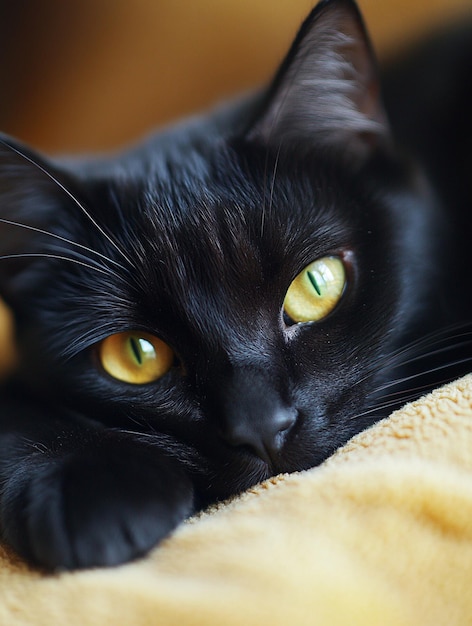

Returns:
0,134,71,304
246,0,389,161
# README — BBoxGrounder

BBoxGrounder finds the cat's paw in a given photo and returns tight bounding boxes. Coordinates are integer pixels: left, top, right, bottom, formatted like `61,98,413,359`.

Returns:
1,433,194,570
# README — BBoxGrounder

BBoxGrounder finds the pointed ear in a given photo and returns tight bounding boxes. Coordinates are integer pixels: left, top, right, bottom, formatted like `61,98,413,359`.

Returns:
246,0,389,160
0,134,61,248
0,134,65,299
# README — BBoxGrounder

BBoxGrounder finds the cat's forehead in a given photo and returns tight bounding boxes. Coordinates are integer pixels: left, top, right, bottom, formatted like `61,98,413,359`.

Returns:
109,139,353,281
73,137,352,344
74,126,364,336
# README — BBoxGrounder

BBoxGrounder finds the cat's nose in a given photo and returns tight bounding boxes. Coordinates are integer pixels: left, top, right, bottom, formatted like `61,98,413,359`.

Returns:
222,404,297,465
216,367,297,464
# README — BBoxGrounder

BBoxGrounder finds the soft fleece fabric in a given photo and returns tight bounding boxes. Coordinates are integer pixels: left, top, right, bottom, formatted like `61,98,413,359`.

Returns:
0,372,471,625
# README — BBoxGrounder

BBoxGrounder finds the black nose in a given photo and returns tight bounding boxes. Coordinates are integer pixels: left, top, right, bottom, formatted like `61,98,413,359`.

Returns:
216,367,298,464
222,404,297,464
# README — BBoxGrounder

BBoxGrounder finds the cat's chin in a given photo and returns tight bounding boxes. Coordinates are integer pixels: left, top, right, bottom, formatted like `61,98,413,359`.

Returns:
197,442,327,504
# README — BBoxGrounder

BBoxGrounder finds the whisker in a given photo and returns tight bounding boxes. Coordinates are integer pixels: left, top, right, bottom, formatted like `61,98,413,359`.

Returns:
351,405,405,425
401,338,472,368
349,322,472,422
268,145,281,216
0,253,114,276
352,367,468,421
350,390,422,422
111,427,200,468
381,335,472,375
261,150,269,237
354,368,468,422
0,138,134,269
20,437,50,455
351,324,472,391
388,323,472,363
60,320,121,360
114,428,159,438
371,356,472,396
0,217,126,271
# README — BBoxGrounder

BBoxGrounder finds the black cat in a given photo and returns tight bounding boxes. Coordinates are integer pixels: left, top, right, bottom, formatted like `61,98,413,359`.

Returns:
0,0,470,570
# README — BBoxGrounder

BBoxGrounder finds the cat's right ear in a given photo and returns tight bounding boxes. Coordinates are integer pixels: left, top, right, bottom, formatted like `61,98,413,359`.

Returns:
245,0,389,162
0,135,66,301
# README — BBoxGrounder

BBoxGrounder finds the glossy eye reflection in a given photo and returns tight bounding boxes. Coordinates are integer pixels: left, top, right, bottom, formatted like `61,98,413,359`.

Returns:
99,331,174,384
283,256,346,323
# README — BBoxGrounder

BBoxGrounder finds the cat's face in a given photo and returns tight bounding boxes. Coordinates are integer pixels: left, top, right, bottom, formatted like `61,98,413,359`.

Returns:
0,0,434,501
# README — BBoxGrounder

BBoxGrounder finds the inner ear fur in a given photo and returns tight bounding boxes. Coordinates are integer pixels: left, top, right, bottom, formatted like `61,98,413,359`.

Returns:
246,0,389,160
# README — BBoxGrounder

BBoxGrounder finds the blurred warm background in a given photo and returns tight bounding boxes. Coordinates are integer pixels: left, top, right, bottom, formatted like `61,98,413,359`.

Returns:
1,0,471,154
0,0,471,375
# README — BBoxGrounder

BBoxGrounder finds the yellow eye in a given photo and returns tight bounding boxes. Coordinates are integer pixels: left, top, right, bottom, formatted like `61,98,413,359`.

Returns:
283,256,346,323
99,331,174,385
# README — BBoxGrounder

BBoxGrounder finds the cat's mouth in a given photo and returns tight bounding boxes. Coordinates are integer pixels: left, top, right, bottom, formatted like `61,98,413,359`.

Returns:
198,452,273,502
196,422,325,502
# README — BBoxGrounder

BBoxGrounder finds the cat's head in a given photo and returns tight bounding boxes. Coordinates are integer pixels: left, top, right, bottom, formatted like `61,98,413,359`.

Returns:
0,0,435,500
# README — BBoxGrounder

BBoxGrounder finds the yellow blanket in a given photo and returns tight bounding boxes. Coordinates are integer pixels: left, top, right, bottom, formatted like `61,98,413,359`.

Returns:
0,371,471,625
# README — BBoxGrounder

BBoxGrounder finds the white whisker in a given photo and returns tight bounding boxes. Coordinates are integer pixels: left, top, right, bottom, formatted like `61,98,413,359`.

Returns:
371,356,472,396
0,253,114,276
372,334,472,379
0,138,134,269
268,145,281,215
351,324,472,392
350,391,421,421
0,217,126,271
388,323,472,364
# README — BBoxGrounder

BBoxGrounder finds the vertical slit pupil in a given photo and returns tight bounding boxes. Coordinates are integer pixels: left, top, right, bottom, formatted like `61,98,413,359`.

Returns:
307,271,321,296
129,337,143,365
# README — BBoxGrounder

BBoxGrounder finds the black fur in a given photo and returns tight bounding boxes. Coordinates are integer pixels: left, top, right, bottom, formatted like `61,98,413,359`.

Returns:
0,0,470,570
